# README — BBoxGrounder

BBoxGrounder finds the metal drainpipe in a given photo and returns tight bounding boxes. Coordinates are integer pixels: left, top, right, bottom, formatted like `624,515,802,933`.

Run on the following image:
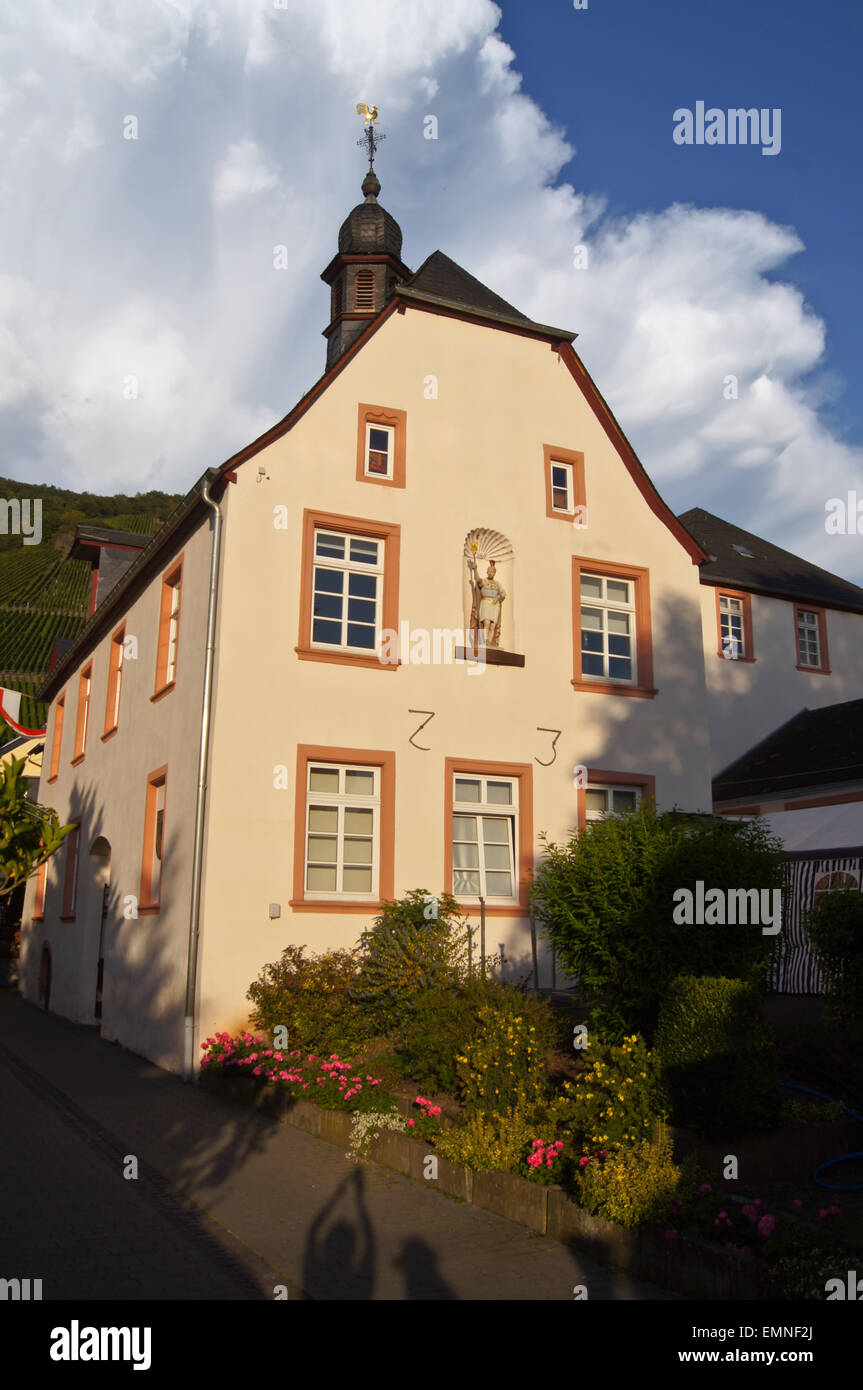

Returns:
183,471,223,1081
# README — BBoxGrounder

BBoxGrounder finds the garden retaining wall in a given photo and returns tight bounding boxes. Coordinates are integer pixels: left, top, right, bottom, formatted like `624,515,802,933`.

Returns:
198,1070,789,1300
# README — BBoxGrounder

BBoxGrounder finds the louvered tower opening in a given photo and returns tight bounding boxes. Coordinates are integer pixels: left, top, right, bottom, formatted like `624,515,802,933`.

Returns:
354,269,376,311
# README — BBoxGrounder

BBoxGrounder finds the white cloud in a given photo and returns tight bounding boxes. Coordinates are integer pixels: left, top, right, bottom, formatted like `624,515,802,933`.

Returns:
0,0,859,585
213,139,279,204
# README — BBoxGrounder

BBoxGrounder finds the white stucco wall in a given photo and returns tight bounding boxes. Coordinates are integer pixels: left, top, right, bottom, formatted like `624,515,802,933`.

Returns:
699,587,863,775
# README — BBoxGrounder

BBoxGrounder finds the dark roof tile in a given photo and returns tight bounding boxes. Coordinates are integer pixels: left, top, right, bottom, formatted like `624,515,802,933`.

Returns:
679,507,863,614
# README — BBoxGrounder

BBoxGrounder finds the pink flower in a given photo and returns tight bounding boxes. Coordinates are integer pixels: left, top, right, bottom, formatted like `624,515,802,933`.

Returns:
532,1139,544,1150
757,1215,775,1238
407,1119,415,1127
698,1183,712,1194
742,1205,758,1224
792,1199,802,1208
578,1156,590,1168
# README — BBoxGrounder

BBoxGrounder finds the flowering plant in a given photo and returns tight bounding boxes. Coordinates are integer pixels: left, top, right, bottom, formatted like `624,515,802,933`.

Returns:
524,1137,566,1185
406,1095,444,1141
200,1031,390,1112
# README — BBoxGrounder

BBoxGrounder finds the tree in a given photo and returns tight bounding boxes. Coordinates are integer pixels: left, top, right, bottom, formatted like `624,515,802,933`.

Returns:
529,804,785,1040
806,888,863,1032
0,757,75,899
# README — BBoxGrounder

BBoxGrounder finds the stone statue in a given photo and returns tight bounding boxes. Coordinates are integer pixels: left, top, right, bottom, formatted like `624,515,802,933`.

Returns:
468,550,506,648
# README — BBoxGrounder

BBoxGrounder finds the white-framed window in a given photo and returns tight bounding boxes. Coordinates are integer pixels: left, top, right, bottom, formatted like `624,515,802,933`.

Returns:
581,574,635,683
550,460,575,513
166,581,181,684
311,529,382,653
452,774,518,901
304,763,379,898
585,783,641,822
364,422,394,479
111,642,124,727
797,609,821,668
719,594,745,659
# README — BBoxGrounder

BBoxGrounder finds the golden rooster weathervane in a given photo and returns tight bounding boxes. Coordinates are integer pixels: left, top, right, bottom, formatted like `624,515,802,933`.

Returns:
356,103,385,168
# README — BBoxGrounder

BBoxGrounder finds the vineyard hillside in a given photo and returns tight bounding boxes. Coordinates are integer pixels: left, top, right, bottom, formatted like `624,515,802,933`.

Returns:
0,478,182,743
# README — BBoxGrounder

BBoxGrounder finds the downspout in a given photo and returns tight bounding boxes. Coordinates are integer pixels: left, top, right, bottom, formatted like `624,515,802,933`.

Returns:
183,470,223,1081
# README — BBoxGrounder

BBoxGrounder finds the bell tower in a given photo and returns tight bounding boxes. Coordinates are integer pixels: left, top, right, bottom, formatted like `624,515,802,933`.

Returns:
320,107,412,370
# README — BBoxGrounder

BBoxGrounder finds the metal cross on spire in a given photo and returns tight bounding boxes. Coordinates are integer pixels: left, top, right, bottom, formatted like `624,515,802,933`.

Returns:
356,103,385,168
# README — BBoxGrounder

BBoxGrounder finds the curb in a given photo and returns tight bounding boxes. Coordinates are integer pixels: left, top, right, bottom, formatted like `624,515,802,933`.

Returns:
198,1070,787,1299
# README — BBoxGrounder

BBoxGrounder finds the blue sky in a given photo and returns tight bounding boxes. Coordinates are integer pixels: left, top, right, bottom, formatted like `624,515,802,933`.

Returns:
0,0,860,580
498,0,863,452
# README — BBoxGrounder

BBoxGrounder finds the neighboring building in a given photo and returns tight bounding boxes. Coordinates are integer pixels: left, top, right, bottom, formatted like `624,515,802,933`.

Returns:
680,508,863,776
69,525,152,618
18,152,716,1074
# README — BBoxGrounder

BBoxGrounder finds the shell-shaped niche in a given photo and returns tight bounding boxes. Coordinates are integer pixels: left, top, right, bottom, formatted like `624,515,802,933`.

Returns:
463,528,514,563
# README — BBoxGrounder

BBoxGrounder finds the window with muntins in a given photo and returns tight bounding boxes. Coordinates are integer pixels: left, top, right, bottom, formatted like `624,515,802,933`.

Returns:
551,462,574,513
585,783,641,822
304,763,379,898
581,574,635,683
312,530,382,653
451,774,518,901
797,610,820,667
720,594,746,659
365,423,393,478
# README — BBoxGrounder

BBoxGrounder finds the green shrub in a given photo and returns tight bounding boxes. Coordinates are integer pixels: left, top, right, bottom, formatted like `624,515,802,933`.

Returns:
246,944,371,1056
575,1124,681,1227
805,889,863,1031
394,975,535,1094
655,975,780,1137
435,1105,536,1173
455,983,558,1113
353,889,471,1032
530,805,784,1038
552,1033,668,1154
780,1094,844,1127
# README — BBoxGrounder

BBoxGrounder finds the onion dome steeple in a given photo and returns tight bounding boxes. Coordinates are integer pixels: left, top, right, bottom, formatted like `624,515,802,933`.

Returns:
321,107,411,370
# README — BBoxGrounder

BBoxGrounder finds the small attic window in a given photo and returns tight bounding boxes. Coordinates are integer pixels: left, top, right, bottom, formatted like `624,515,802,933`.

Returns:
732,544,754,557
354,270,375,312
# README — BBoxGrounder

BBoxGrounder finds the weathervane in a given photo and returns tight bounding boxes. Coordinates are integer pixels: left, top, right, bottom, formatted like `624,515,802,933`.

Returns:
356,103,385,168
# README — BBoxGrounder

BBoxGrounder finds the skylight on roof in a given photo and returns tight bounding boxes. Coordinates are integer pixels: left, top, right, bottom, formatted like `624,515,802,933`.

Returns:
732,544,755,557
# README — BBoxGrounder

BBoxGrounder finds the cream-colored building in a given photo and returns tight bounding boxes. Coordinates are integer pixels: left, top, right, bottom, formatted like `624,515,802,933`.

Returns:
31,163,847,1073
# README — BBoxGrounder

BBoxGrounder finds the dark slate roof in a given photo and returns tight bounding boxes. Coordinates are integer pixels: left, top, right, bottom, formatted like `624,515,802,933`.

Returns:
713,697,863,801
72,526,151,550
679,507,863,614
399,251,575,341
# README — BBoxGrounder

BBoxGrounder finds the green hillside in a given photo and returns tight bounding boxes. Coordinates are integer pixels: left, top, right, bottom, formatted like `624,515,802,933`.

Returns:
0,478,182,743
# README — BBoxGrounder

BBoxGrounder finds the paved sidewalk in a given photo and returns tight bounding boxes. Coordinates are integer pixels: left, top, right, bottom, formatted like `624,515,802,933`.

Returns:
0,992,680,1300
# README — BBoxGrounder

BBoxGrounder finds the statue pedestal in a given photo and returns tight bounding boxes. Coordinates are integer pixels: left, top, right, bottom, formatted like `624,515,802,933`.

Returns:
456,645,525,668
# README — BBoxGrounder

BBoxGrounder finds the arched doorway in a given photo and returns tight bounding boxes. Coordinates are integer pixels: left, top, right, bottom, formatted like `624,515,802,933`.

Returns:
38,943,52,1010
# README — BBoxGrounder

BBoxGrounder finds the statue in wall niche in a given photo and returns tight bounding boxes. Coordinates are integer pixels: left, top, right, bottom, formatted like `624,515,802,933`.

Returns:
465,530,513,650
469,553,506,648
